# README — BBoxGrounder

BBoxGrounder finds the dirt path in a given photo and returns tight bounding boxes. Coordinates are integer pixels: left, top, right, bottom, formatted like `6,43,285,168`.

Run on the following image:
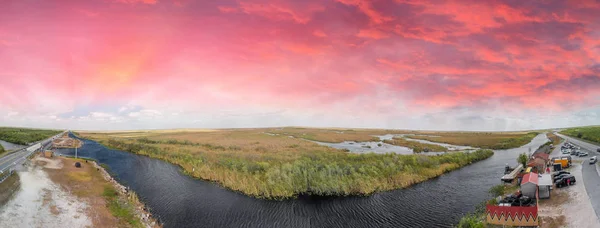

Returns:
0,165,92,227
43,157,120,228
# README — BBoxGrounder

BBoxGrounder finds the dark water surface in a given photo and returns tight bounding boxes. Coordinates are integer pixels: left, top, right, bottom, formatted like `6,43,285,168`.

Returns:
57,133,548,228
0,139,23,151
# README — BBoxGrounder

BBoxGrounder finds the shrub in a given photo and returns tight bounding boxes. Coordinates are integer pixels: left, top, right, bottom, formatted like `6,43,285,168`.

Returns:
456,214,485,228
517,153,528,167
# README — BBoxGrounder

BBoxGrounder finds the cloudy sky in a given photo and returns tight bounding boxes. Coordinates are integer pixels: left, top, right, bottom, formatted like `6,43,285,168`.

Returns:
1,0,599,131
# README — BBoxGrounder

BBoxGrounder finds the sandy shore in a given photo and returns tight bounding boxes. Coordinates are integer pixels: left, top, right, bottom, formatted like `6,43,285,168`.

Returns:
0,164,92,227
0,155,160,228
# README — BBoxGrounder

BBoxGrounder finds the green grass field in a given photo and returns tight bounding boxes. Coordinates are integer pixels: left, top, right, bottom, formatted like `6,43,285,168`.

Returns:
0,127,62,145
79,128,494,199
562,126,600,144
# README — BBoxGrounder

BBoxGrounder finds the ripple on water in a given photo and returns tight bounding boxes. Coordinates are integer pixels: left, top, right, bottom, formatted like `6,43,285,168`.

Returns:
54,133,548,228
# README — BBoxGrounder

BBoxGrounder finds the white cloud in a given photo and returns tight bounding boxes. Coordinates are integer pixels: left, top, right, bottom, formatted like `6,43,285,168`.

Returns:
128,109,162,118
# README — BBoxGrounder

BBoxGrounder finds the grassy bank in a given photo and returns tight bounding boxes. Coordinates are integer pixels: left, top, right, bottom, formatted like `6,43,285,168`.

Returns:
103,186,143,228
406,132,538,150
0,127,62,145
562,126,600,144
383,137,448,153
0,144,4,155
0,172,20,206
79,130,493,199
43,157,144,228
456,184,519,227
547,132,562,146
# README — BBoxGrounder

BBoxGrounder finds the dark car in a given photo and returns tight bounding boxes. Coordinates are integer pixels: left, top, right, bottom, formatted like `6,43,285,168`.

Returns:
553,170,570,177
597,148,600,152
554,174,570,182
555,175,576,188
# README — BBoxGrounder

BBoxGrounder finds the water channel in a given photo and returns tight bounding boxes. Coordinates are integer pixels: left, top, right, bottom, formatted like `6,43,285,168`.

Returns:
0,139,23,152
55,133,548,228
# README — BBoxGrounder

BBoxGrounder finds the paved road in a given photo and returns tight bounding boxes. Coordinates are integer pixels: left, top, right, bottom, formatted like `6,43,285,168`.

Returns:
555,133,600,155
0,133,63,174
556,133,600,220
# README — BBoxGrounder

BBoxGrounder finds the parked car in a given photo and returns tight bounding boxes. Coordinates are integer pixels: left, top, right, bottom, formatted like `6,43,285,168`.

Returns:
590,156,597,164
553,170,571,177
579,152,589,157
554,174,571,182
555,175,576,188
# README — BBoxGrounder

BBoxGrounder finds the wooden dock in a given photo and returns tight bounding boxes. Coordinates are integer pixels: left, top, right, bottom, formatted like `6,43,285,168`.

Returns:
501,164,523,182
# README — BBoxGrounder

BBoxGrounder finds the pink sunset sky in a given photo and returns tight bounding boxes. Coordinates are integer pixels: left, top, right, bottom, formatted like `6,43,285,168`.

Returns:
1,0,599,130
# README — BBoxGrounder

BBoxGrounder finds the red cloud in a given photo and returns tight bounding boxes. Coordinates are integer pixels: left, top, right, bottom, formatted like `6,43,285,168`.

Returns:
218,6,238,13
313,30,327,37
336,0,393,24
1,0,600,118
115,0,158,4
356,28,389,39
238,1,324,24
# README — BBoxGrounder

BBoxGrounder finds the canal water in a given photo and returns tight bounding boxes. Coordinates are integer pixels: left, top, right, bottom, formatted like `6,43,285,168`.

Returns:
57,133,548,228
0,139,23,152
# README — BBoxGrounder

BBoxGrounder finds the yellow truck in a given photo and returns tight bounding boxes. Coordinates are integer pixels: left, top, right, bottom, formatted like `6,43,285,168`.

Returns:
553,159,569,169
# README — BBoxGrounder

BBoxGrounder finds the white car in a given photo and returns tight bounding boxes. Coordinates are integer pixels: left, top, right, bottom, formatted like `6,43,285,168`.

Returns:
590,156,597,164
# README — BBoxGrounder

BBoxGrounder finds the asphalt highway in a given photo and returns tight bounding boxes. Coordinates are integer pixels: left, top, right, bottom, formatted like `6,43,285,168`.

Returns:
556,133,600,220
0,133,63,174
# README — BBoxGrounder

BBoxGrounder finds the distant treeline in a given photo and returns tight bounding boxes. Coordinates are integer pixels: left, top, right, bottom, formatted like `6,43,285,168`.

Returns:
101,137,493,199
562,127,600,144
0,127,62,145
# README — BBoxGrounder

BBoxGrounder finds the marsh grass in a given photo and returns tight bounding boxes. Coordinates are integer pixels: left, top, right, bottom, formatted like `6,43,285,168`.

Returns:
456,183,519,227
0,127,62,145
103,185,143,228
562,126,600,144
264,127,414,143
80,129,493,199
406,132,538,149
383,137,448,152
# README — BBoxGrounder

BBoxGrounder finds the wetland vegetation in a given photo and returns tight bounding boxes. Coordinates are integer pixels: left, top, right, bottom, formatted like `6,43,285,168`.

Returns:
405,132,539,150
0,127,61,145
383,137,448,153
562,126,600,144
78,128,494,199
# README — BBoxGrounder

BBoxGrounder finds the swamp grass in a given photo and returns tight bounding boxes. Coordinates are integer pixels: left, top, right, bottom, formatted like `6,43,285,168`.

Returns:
383,137,448,152
562,126,600,144
79,129,493,199
406,132,539,150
